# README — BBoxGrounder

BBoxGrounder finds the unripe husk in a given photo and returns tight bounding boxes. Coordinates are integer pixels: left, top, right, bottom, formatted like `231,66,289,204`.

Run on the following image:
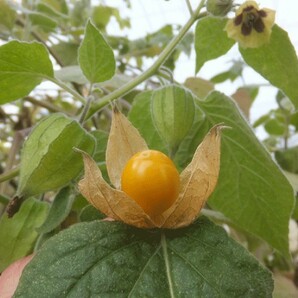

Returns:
151,84,196,153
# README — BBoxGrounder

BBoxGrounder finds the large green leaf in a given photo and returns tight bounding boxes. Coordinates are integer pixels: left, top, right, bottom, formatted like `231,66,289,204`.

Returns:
14,217,273,297
240,25,298,110
78,19,115,83
17,113,96,197
0,198,49,272
195,16,235,73
177,91,294,256
0,41,54,104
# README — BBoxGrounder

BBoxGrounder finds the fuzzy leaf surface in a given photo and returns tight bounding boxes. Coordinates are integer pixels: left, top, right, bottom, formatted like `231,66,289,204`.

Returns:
0,198,49,272
0,41,53,104
14,217,273,297
78,19,115,83
240,25,298,110
17,113,95,197
177,91,294,256
37,187,75,234
195,17,235,73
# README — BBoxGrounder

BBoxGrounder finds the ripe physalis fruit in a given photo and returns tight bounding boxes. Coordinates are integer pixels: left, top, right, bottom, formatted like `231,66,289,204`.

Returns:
77,107,223,229
121,150,180,218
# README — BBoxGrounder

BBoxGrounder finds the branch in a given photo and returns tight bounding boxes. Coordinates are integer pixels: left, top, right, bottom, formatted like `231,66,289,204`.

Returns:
86,1,207,120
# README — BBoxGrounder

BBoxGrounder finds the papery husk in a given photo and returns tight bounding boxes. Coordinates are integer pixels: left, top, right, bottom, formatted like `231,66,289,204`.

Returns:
158,125,224,228
77,124,223,229
106,107,148,189
77,150,156,228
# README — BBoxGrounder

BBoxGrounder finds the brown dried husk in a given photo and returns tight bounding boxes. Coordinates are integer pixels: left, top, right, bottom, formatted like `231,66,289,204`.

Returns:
106,107,148,189
158,125,223,228
78,107,223,228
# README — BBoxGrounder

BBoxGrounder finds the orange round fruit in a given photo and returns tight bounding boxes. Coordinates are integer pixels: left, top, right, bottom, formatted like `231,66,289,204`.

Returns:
121,150,180,218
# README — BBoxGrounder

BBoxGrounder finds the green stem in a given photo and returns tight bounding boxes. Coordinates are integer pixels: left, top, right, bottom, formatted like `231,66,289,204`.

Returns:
86,1,207,120
0,167,20,184
161,232,175,298
48,77,86,104
24,96,73,115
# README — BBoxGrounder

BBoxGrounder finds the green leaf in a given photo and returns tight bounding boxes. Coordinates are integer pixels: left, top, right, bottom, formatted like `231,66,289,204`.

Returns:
275,146,298,174
178,91,294,256
264,118,286,136
17,113,96,197
195,16,235,73
0,198,49,272
28,12,58,32
92,5,130,31
240,25,298,110
37,187,75,234
128,91,167,153
90,130,109,162
79,204,105,222
0,41,54,104
78,19,115,83
51,41,80,66
0,0,16,31
14,217,273,297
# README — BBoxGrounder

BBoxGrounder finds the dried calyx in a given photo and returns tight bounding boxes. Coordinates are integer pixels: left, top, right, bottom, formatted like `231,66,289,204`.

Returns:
77,108,224,229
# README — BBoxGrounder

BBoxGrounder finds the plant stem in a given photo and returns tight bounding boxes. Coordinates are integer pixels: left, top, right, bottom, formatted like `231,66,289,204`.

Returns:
185,0,194,15
161,232,175,298
86,1,207,120
0,166,20,184
79,95,94,124
24,97,73,116
48,77,86,104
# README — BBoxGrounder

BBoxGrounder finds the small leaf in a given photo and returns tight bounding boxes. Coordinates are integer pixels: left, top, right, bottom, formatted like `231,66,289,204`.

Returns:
37,187,75,234
51,41,79,66
79,204,105,222
28,12,58,32
17,113,95,197
90,130,109,162
78,19,115,83
0,0,16,31
264,118,286,136
195,16,235,73
14,217,273,297
275,146,298,174
0,41,54,104
240,25,298,110
151,84,196,152
0,198,49,272
106,107,148,189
